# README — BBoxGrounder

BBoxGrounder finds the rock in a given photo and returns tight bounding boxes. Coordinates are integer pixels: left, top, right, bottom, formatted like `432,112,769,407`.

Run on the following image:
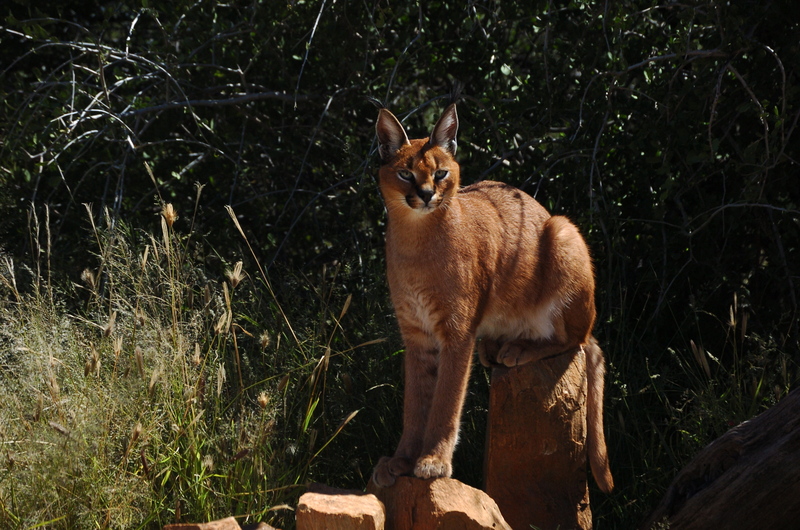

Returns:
297,484,386,530
367,476,511,530
163,517,241,530
162,517,278,530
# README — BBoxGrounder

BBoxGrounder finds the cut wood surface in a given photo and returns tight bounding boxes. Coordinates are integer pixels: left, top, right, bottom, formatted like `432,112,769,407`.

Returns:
642,387,800,530
484,346,592,530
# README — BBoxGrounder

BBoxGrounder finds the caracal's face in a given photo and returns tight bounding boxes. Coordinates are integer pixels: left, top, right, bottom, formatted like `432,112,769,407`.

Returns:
379,138,460,218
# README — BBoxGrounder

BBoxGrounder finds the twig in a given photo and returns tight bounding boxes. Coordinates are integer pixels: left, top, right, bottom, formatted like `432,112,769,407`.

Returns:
690,202,800,236
727,64,770,163
295,0,330,104
119,91,314,117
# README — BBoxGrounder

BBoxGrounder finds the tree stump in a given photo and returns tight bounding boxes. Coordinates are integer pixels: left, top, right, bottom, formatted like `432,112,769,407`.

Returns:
641,387,800,530
484,346,592,530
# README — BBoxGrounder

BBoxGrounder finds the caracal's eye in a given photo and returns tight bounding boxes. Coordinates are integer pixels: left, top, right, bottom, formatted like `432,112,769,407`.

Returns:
397,170,414,182
434,169,449,181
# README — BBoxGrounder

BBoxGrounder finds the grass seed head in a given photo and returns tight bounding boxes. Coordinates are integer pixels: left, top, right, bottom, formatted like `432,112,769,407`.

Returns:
161,203,178,227
216,363,226,397
140,447,150,476
81,268,97,290
148,368,160,397
128,422,142,451
103,311,117,337
225,261,244,289
47,373,60,401
191,343,201,366
141,245,150,272
135,346,144,379
85,344,100,377
214,311,231,335
257,391,270,409
277,373,290,393
49,421,70,437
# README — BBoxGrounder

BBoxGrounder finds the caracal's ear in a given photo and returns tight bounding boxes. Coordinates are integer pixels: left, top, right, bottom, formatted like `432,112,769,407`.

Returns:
376,109,410,163
429,103,458,156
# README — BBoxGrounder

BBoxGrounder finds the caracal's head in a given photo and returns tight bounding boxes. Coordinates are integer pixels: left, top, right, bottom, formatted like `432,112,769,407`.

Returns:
376,104,461,218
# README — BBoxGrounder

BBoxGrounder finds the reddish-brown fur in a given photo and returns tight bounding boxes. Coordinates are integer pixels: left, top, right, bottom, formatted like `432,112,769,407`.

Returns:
372,104,613,493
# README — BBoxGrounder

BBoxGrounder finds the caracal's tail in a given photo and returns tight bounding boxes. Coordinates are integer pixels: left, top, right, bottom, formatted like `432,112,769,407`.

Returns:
585,336,614,492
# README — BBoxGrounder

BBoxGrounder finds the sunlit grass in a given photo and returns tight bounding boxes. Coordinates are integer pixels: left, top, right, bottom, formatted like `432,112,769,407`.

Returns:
0,203,384,529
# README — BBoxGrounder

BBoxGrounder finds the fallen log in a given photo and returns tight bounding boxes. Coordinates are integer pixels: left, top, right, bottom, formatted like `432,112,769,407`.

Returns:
642,387,800,529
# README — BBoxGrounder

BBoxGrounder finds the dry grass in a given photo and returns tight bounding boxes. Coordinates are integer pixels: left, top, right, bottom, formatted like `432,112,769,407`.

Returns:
0,203,379,529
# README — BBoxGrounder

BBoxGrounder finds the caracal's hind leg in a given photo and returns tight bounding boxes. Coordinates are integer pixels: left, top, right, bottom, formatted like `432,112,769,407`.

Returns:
480,335,580,367
477,338,503,367
495,337,580,367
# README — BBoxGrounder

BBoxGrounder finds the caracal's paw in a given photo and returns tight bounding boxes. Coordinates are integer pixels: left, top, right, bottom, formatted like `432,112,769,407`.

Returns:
372,455,414,488
496,340,534,367
477,338,503,367
413,454,452,480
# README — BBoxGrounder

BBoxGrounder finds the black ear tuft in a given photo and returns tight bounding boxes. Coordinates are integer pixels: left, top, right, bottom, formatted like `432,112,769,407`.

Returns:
376,108,410,162
429,104,458,156
365,96,386,110
448,81,464,107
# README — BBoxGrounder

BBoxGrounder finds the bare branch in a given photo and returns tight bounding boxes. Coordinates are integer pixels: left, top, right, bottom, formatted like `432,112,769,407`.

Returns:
119,91,316,117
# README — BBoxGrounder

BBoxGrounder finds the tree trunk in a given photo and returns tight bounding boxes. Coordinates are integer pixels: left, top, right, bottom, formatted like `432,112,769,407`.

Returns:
484,346,592,530
642,387,800,530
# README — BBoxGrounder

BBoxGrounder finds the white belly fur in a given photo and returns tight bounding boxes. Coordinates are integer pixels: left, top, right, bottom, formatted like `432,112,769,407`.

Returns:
476,298,560,342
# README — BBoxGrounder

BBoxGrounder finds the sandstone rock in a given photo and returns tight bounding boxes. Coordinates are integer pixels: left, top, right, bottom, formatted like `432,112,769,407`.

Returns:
367,476,511,530
162,517,278,530
297,484,385,530
163,517,240,530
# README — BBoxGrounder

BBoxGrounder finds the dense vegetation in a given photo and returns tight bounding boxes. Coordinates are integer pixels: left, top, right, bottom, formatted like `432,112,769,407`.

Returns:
1,1,798,528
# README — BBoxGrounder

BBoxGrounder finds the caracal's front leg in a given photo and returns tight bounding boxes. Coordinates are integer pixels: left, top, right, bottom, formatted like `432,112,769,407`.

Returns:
414,336,475,480
372,330,438,487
